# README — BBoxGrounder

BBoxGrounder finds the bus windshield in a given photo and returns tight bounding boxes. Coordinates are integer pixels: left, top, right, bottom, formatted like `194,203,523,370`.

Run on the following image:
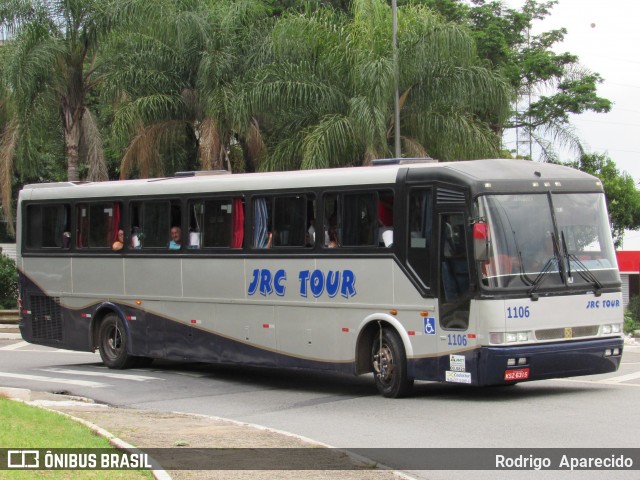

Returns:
477,192,619,290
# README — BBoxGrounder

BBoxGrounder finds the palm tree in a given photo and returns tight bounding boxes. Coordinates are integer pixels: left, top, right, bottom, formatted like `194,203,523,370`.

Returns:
246,0,511,170
106,0,271,178
0,0,114,182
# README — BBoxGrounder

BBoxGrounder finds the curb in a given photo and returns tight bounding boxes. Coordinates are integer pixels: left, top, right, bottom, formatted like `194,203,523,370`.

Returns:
168,409,416,480
0,387,172,480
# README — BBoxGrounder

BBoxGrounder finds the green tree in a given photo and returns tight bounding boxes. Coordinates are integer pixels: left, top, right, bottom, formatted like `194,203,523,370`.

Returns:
570,153,640,248
248,0,510,170
0,0,114,181
0,254,18,309
421,0,611,161
105,0,271,177
0,0,127,233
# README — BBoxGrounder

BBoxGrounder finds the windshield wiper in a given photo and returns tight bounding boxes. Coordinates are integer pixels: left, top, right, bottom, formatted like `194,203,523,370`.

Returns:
560,231,603,296
505,226,532,287
528,256,559,299
528,232,565,300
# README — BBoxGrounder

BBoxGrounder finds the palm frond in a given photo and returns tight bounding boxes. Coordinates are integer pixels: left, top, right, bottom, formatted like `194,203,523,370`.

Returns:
246,117,265,168
112,93,184,140
119,119,187,179
301,114,356,169
401,136,429,159
413,109,500,160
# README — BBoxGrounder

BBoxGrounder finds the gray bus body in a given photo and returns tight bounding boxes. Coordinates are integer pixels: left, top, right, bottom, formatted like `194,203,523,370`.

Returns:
16,159,624,397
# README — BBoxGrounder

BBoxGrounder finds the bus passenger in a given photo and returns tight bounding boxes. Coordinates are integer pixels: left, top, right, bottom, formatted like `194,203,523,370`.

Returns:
131,227,141,248
169,227,182,250
327,224,338,248
112,230,124,251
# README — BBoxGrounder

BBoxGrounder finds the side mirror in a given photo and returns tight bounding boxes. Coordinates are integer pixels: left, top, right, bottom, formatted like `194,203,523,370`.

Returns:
473,222,490,262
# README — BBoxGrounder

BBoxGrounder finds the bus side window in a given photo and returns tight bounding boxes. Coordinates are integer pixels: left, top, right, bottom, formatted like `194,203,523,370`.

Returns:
26,204,70,250
273,195,307,247
76,202,122,249
189,201,204,249
253,197,271,248
378,192,394,247
131,200,180,249
323,193,339,247
252,195,311,248
407,189,432,287
342,193,376,246
201,198,233,248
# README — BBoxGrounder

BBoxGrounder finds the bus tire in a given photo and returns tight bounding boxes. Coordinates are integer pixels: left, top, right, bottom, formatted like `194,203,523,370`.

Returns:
98,314,136,369
371,328,414,398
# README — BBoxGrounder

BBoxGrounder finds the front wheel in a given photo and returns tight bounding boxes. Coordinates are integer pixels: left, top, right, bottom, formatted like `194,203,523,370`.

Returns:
371,328,413,398
98,314,136,369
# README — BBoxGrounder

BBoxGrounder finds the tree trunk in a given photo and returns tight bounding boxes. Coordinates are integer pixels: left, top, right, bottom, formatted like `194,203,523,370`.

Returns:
63,104,83,182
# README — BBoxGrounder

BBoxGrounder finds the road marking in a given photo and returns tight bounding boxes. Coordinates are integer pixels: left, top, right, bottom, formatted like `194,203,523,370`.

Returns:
595,371,640,384
0,372,107,388
551,378,640,388
0,341,29,351
0,344,97,355
39,368,161,382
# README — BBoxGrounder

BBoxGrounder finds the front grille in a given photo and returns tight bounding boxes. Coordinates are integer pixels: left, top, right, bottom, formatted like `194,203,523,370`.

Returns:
30,295,63,341
535,325,599,341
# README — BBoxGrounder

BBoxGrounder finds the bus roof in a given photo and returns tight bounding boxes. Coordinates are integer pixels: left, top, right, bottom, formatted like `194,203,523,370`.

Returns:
19,159,601,201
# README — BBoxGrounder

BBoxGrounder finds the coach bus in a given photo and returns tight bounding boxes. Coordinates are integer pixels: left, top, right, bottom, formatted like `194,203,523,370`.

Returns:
15,159,624,397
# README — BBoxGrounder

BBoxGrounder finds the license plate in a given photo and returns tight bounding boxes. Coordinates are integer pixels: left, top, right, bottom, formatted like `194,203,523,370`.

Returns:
504,368,530,381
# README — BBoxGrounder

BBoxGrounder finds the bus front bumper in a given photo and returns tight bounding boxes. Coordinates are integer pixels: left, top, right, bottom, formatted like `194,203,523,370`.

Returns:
476,337,624,386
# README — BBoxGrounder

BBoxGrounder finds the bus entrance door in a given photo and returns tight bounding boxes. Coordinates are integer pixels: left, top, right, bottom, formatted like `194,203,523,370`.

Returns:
438,212,471,330
437,212,475,382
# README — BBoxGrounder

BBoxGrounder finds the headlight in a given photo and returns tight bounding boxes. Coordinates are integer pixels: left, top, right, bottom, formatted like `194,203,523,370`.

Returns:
602,324,622,335
490,331,529,344
490,333,504,344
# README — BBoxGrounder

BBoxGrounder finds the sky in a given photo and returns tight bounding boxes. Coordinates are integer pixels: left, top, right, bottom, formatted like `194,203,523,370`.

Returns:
503,0,640,249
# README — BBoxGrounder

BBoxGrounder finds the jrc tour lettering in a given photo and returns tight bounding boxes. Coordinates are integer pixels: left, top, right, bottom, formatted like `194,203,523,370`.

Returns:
586,299,620,309
248,268,357,299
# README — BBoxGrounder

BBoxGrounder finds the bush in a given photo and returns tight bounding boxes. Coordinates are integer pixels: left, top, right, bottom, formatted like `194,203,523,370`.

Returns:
624,296,640,335
0,255,18,309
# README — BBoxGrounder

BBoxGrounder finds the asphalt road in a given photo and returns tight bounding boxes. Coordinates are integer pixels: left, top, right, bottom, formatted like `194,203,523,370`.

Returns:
1,338,639,480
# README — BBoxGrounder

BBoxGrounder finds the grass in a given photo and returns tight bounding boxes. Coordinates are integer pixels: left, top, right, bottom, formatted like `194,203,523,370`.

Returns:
1,396,153,479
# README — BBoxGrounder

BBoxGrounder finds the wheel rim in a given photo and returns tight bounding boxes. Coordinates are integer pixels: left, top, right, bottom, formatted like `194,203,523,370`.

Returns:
373,342,395,385
103,323,123,360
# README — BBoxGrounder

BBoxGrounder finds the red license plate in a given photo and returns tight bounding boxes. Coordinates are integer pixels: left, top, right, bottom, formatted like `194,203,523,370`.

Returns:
504,368,530,381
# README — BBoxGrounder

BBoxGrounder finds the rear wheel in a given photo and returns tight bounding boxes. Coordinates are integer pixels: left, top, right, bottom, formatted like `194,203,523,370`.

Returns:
98,314,136,369
371,328,413,398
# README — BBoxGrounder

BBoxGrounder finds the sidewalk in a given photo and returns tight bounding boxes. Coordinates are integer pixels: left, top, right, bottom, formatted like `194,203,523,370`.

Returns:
1,386,407,480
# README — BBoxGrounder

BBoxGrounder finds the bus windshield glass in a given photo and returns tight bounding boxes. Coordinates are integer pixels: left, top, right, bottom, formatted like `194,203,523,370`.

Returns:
477,192,619,290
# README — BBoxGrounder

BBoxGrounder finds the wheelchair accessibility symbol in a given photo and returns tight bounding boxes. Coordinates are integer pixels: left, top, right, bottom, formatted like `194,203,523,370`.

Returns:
424,317,436,335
